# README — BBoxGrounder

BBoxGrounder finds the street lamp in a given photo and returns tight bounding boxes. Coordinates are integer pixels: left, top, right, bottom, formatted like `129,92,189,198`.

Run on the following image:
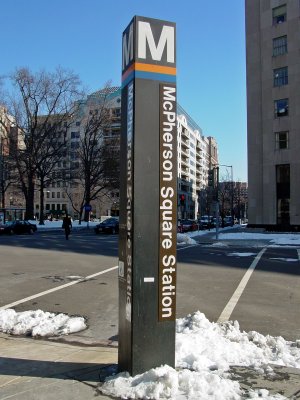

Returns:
219,165,234,222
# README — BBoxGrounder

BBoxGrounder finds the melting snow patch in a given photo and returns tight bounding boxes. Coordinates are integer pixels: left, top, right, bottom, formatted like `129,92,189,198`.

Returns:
227,252,257,257
0,309,86,337
269,258,298,262
209,242,229,247
177,233,197,246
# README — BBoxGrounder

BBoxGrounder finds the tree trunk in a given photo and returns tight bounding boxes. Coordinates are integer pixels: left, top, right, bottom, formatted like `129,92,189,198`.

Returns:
25,178,35,220
39,180,45,225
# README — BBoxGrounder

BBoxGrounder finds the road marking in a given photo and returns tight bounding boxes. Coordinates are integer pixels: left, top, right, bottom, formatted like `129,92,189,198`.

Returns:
177,244,199,251
0,266,118,311
217,247,267,323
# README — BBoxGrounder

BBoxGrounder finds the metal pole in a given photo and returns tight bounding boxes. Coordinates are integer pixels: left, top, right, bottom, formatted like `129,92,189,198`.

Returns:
218,164,233,224
231,166,234,223
215,167,219,240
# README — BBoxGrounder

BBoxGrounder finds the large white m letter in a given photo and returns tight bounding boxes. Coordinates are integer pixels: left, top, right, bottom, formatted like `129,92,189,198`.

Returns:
138,21,174,63
123,24,133,69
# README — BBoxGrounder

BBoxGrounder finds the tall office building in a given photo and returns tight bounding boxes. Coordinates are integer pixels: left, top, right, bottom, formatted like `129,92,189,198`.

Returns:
246,1,300,230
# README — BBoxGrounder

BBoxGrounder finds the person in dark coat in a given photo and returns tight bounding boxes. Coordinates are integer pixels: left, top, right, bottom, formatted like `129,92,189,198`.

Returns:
62,214,72,240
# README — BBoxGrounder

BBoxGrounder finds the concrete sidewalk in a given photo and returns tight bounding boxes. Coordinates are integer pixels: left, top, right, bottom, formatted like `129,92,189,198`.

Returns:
1,332,300,399
0,333,118,400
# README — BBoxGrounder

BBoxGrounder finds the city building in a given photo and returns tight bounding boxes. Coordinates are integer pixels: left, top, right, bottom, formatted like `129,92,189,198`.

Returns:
40,88,218,220
37,87,122,220
177,104,218,219
246,0,300,230
1,86,218,221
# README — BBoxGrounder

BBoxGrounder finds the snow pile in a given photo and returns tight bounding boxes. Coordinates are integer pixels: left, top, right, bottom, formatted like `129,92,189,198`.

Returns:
0,309,86,337
177,233,197,245
176,312,300,371
100,312,300,400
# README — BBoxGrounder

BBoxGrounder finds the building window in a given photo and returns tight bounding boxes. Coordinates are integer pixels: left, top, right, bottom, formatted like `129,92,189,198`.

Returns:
273,36,287,56
52,192,55,199
274,98,288,117
57,192,60,199
275,131,289,149
71,131,80,139
272,4,286,25
273,67,288,87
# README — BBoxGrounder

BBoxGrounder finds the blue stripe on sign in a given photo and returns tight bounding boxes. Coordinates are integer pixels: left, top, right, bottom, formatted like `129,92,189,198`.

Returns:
135,71,176,82
122,71,176,87
121,71,135,88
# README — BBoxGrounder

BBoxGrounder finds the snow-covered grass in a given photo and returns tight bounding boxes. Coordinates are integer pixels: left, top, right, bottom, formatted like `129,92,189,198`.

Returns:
183,226,300,246
99,311,300,400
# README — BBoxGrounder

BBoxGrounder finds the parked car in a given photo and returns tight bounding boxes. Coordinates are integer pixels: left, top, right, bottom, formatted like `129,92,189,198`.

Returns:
94,218,119,234
223,216,234,227
178,219,198,233
0,220,37,235
198,215,213,230
211,217,222,228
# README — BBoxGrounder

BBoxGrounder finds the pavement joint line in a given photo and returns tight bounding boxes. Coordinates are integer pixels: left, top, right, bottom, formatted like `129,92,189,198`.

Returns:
217,247,267,323
0,266,118,311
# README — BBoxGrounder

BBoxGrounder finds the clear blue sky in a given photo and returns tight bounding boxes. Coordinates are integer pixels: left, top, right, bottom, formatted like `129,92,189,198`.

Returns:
1,0,247,181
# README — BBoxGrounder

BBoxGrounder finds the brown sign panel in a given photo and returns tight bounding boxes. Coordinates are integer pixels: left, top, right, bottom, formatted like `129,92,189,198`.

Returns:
159,83,177,321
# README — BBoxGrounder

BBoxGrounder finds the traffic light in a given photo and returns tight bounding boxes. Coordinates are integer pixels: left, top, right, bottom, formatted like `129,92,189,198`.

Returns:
179,194,185,206
208,169,215,187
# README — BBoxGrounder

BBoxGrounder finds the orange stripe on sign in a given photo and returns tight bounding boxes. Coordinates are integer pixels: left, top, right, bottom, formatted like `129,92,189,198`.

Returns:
122,64,135,81
135,63,176,75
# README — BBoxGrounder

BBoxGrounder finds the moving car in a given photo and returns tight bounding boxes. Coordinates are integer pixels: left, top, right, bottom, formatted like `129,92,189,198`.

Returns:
0,220,37,235
94,217,119,234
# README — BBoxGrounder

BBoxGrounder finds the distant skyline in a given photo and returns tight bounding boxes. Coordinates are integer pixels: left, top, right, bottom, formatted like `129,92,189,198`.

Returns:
1,0,247,181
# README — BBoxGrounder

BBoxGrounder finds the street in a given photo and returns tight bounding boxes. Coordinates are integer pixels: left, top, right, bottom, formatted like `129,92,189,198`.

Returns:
0,229,299,343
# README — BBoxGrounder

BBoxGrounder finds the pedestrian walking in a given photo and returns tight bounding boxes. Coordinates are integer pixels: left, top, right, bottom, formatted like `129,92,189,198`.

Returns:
62,214,72,240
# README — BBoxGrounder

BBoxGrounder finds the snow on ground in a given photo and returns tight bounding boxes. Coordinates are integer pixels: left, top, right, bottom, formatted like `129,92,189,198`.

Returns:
7,222,299,398
227,252,257,257
28,219,99,229
180,226,300,246
0,309,86,337
27,220,300,247
177,233,197,246
100,311,300,400
218,231,300,246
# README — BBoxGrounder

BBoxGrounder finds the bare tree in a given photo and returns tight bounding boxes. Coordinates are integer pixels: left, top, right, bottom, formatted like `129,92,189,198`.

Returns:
0,67,83,220
68,86,120,222
0,107,19,209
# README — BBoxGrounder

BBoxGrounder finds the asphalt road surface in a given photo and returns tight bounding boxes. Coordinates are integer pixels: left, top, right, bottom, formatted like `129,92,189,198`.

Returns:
0,229,299,343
